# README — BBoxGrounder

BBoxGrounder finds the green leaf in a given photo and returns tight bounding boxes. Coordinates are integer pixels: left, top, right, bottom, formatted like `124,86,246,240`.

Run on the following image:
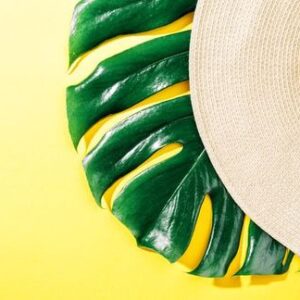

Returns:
67,1,294,277
190,187,244,277
69,0,197,65
85,96,244,273
236,222,294,275
67,31,190,147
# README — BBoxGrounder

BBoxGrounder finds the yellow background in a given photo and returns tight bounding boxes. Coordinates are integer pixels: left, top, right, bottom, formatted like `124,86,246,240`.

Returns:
0,1,299,299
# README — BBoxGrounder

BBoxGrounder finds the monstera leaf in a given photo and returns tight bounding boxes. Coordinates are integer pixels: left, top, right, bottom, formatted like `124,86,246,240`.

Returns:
67,0,294,277
69,0,197,65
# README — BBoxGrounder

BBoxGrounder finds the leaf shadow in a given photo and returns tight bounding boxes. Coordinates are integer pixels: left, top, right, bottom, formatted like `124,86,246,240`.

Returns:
249,273,288,285
213,273,289,288
213,276,242,288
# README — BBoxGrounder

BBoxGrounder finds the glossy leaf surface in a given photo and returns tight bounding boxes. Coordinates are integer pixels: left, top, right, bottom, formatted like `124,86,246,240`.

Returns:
67,31,190,147
236,222,294,275
69,0,197,64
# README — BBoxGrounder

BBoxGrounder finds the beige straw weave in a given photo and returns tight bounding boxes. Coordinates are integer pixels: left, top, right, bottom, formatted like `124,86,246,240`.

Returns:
190,0,300,254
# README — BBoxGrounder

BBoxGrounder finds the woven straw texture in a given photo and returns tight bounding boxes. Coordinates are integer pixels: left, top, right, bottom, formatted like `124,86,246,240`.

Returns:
190,0,300,255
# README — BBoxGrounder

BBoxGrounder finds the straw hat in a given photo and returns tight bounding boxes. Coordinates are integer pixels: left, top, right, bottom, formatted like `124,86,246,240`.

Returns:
190,0,300,254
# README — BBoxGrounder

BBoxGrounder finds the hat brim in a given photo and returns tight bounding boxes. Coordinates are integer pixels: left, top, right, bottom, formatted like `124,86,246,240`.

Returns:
190,0,300,254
